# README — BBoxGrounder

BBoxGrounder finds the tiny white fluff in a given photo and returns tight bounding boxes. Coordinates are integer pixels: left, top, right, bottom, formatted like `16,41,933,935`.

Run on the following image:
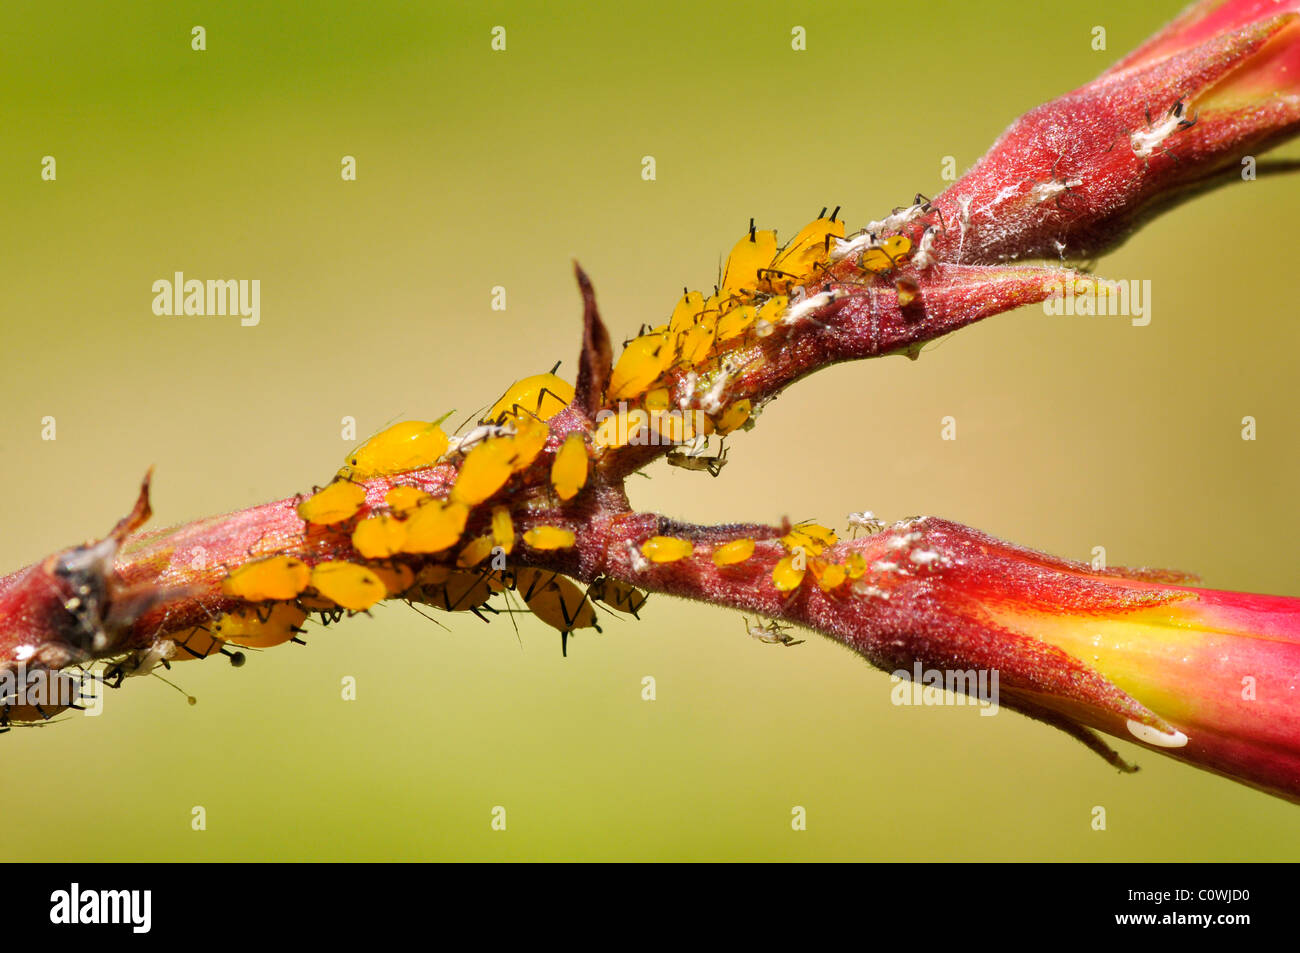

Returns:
783,289,845,325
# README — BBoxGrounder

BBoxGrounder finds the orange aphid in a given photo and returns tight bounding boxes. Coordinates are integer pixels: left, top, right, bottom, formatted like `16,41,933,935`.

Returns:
222,556,311,602
712,538,755,567
714,399,752,435
641,536,694,563
297,481,367,525
212,603,308,649
593,407,648,449
343,419,449,477
721,221,778,295
491,505,515,554
352,514,408,559
523,526,576,550
608,331,673,401
456,536,496,568
861,235,912,273
310,562,387,612
771,208,845,280
402,500,469,553
509,415,550,472
385,486,431,512
371,563,416,596
772,555,806,592
716,304,759,343
451,438,516,506
809,559,848,591
551,433,588,501
668,290,706,337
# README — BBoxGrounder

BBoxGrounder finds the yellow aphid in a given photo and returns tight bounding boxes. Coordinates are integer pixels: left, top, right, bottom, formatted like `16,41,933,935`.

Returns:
451,438,516,506
587,576,649,617
844,553,868,579
712,538,755,567
608,332,672,401
371,563,416,596
721,223,778,295
212,603,308,650
810,559,848,591
551,433,588,501
653,410,695,444
757,295,788,326
344,419,449,477
412,566,493,613
716,304,758,343
772,555,806,592
402,500,469,553
771,209,845,279
517,570,599,635
456,535,496,568
509,415,550,472
668,291,706,336
222,555,311,602
714,399,752,436
861,235,912,273
644,388,671,412
523,525,576,550
487,372,575,423
491,505,515,554
783,523,838,556
297,480,367,526
594,407,648,449
676,317,717,366
310,561,387,612
385,486,431,512
352,514,407,559
641,536,694,563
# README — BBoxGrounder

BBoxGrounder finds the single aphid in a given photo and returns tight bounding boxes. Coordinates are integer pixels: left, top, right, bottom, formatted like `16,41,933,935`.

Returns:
516,569,600,651
352,514,408,559
666,442,728,477
371,563,416,597
456,535,496,568
342,417,450,478
551,433,589,501
385,486,431,513
861,235,912,273
721,219,778,296
809,558,848,591
222,555,311,602
297,480,367,526
586,576,649,617
712,538,755,567
770,207,845,281
310,561,387,612
607,332,673,401
486,370,575,424
508,415,550,473
523,526,576,550
771,555,806,592
211,603,308,649
640,536,694,563
402,500,470,553
747,617,804,647
450,437,516,506
491,505,515,554
713,399,751,436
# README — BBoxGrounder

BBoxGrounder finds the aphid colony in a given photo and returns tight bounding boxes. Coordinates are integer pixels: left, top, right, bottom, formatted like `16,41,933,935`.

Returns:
189,205,935,662
595,205,929,453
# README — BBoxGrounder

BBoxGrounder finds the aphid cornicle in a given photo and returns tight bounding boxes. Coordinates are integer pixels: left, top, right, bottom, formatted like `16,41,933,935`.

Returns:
342,418,450,478
487,370,575,424
769,207,845,282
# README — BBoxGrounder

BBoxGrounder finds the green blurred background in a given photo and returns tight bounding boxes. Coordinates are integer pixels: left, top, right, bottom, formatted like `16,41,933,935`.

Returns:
2,0,1297,860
